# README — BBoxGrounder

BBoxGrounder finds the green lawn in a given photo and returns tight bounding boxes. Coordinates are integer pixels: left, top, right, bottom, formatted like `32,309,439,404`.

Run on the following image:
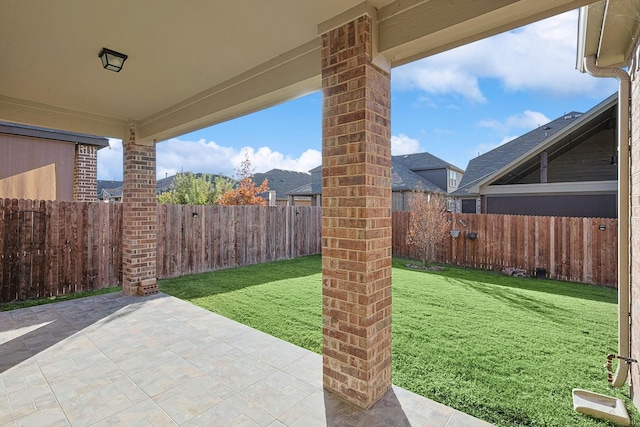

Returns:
160,255,635,427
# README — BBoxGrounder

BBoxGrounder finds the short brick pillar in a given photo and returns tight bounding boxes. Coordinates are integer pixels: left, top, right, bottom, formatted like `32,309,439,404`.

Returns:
320,13,392,408
122,122,157,296
73,144,98,201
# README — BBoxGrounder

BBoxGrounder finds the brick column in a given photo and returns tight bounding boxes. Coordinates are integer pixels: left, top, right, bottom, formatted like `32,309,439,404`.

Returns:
630,38,640,407
122,122,157,296
73,144,98,201
320,13,392,408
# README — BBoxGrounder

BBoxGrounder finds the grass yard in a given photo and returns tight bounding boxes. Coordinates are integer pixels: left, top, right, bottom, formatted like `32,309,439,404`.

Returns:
160,255,635,427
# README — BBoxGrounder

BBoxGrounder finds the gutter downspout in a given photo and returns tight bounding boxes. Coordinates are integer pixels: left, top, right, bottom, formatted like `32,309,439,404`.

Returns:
583,55,631,388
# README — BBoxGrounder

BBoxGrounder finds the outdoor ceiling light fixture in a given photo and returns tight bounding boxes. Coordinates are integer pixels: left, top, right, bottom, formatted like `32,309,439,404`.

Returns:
99,47,128,72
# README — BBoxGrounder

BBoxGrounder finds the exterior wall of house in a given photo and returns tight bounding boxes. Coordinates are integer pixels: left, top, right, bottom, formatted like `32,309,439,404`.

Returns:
516,128,616,184
486,194,616,218
0,133,75,200
630,36,640,407
73,144,98,201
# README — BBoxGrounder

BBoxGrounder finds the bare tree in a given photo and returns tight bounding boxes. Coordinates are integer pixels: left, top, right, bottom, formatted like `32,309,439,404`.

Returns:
406,190,450,266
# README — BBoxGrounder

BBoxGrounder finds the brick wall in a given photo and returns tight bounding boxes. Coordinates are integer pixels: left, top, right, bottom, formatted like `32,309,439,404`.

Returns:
73,144,98,201
630,36,640,406
122,124,157,296
321,14,393,408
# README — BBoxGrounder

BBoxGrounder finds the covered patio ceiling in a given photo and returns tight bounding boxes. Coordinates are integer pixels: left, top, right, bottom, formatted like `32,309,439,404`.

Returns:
1,0,590,142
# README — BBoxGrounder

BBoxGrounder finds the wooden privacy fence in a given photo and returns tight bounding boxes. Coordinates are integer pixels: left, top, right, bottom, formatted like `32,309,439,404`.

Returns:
1,199,618,302
0,199,321,302
0,199,122,302
157,204,321,278
393,212,618,287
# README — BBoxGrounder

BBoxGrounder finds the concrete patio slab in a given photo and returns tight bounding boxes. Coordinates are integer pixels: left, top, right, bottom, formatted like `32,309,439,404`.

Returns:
0,292,494,426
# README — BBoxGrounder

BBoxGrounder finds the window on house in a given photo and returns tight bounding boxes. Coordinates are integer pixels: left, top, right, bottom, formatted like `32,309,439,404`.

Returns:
449,170,457,187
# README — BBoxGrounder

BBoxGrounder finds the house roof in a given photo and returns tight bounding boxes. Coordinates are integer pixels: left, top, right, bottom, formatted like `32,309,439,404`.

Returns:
391,162,442,192
0,121,109,147
97,180,123,199
393,152,463,172
253,169,311,200
288,152,452,196
454,93,618,196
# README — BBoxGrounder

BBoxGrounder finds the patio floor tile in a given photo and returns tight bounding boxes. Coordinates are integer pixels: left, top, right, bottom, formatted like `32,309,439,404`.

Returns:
0,292,494,426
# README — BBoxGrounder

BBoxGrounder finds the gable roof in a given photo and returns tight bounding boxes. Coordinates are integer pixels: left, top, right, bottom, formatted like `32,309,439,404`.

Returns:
454,93,618,196
393,152,463,172
253,169,311,200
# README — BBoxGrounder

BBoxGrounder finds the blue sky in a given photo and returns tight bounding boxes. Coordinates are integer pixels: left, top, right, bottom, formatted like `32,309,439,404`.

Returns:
97,10,617,181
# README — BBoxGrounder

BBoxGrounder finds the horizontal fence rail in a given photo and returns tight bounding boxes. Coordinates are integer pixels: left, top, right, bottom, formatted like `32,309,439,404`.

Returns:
0,199,321,302
393,212,618,287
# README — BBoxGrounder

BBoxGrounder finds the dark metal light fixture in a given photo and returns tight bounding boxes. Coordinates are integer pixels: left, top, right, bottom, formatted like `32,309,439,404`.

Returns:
99,47,128,72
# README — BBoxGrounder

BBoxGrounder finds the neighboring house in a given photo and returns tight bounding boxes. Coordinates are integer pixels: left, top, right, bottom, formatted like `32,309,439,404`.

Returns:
453,93,618,218
287,152,464,210
97,180,123,202
252,168,312,206
0,122,108,201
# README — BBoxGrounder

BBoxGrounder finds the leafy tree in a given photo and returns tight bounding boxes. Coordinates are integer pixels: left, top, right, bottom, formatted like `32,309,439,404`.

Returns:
406,189,450,266
157,172,235,205
217,152,269,205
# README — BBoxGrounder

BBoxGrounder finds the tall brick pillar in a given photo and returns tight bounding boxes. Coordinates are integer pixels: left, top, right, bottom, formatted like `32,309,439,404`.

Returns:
73,144,98,201
320,12,392,408
122,122,157,296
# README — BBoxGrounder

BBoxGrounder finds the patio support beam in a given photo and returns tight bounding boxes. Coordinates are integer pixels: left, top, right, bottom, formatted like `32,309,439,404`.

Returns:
122,122,158,296
320,10,392,409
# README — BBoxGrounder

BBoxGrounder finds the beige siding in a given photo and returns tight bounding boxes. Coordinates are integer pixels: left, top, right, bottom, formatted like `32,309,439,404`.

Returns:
0,134,75,200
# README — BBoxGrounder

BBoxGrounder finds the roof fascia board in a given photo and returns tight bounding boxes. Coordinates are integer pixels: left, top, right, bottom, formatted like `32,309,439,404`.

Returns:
0,95,127,140
468,94,617,194
483,180,617,196
0,122,108,147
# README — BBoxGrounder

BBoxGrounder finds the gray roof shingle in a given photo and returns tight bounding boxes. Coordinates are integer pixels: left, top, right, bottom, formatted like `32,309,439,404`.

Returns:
393,152,463,172
253,169,311,199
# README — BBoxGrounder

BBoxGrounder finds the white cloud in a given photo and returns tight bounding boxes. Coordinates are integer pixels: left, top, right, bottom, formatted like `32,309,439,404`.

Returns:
392,10,618,103
97,137,321,181
96,138,123,181
505,110,550,129
391,134,422,155
478,110,550,134
473,135,518,158
394,66,486,103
